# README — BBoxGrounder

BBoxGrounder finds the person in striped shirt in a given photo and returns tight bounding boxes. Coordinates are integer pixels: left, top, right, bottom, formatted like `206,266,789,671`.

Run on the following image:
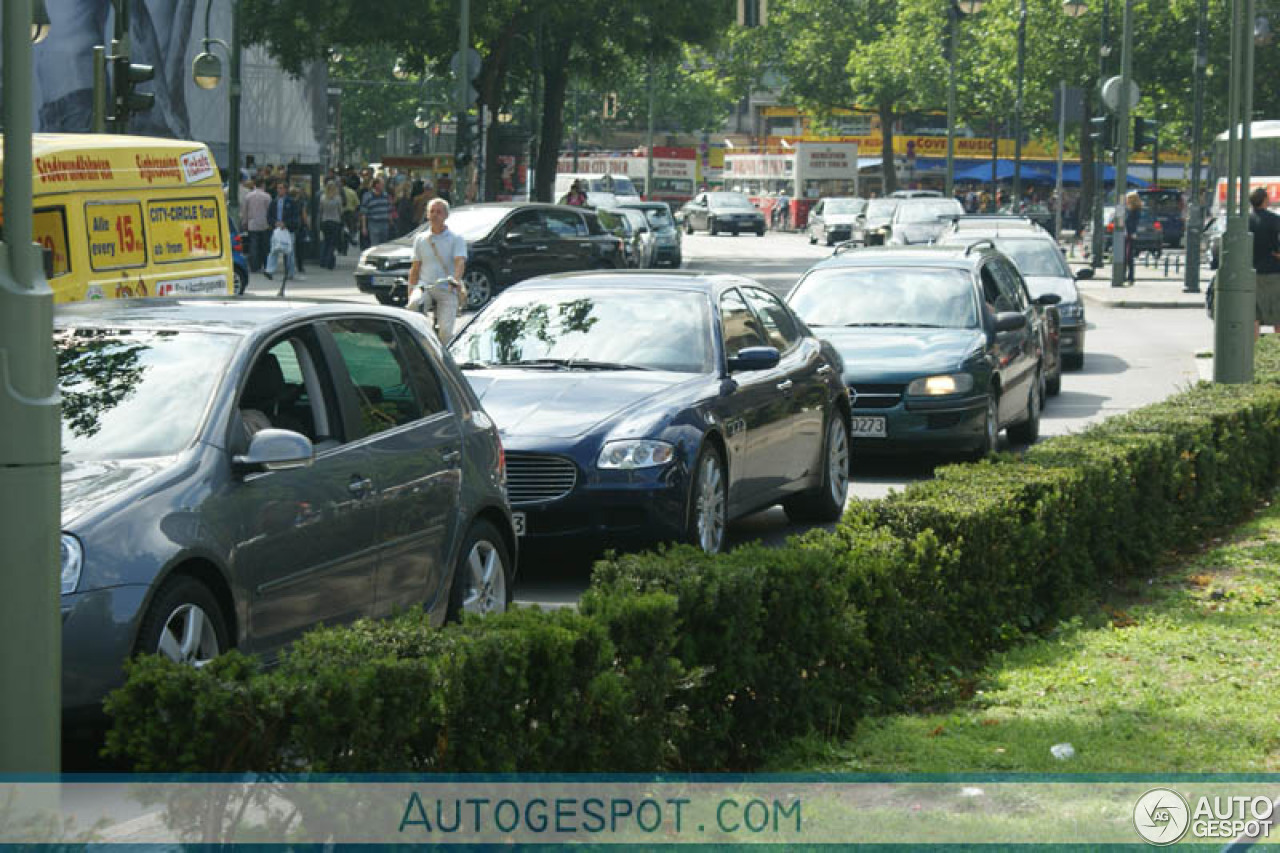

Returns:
360,177,393,246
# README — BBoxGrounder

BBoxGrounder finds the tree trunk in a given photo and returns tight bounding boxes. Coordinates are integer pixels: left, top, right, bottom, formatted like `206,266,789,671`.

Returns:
1079,87,1096,235
989,116,1000,210
535,40,571,202
480,26,516,201
879,102,897,195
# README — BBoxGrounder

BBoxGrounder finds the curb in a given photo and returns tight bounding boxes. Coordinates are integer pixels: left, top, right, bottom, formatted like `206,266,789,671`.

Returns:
1079,295,1207,309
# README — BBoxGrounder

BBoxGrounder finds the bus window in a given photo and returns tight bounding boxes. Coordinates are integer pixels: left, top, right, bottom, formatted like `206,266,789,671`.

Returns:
34,206,71,277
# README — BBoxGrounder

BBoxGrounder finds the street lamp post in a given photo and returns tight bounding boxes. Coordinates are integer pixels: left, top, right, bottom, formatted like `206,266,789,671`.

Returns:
1109,0,1134,289
191,0,241,224
945,0,985,199
1183,0,1209,293
1,0,61,773
1063,0,1111,267
1214,0,1258,383
1012,0,1028,207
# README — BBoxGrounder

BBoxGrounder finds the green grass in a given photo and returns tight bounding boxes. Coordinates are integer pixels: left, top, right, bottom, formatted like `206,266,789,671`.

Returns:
772,497,1280,774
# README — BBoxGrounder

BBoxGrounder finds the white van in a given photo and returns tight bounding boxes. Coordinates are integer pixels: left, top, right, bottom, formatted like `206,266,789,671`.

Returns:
555,172,642,206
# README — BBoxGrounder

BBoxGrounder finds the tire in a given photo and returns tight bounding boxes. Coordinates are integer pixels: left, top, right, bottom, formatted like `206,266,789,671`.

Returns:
1046,365,1062,397
708,218,718,236
462,266,495,310
825,233,835,247
445,519,513,622
686,444,728,555
685,219,694,235
234,267,248,296
134,575,230,666
783,410,850,523
808,229,817,245
969,393,1000,461
1063,353,1084,371
755,227,764,237
1007,373,1042,445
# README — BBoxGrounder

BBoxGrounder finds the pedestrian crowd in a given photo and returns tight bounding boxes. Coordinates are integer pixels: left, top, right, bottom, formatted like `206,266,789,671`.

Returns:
236,162,455,282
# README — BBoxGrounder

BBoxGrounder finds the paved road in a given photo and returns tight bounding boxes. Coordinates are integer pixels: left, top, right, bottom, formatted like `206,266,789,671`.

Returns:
257,233,1214,609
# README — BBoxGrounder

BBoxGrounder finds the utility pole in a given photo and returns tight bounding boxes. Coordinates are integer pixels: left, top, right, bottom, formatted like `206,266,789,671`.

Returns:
456,0,470,198
945,1,960,198
1,0,62,774
228,0,242,223
1184,0,1209,293
1090,0,1111,268
1214,0,1257,383
1109,0,1133,288
1012,0,1028,206
646,57,656,202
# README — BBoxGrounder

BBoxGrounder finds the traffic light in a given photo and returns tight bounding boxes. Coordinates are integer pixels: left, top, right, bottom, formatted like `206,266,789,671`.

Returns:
1089,115,1113,150
111,54,155,130
1133,116,1159,152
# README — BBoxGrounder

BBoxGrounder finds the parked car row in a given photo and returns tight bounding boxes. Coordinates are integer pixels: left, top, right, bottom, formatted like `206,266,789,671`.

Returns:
58,205,1088,722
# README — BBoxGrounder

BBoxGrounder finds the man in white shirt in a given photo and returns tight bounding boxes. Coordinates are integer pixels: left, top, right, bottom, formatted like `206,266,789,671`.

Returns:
408,199,468,343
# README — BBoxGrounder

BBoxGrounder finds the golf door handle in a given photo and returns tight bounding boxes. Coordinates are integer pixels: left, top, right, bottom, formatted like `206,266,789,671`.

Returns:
442,450,461,464
816,364,833,375
348,476,374,497
534,244,549,251
776,379,794,392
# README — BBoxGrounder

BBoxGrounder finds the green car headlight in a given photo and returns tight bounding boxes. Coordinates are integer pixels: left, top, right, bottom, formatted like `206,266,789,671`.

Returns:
907,374,974,396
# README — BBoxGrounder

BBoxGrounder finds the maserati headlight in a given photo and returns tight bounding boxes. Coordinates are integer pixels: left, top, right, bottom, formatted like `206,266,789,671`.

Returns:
907,374,974,396
61,533,83,595
597,439,675,470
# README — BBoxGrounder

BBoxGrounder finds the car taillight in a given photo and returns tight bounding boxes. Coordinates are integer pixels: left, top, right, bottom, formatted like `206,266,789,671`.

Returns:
497,435,506,484
233,233,244,252
1153,221,1162,230
1106,222,1114,233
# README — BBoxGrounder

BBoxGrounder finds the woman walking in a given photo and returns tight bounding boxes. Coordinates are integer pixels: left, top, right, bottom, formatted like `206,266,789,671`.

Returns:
1123,191,1143,286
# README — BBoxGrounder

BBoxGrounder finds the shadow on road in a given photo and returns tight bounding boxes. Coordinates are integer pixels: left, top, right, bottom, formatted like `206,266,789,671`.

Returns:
1070,353,1130,376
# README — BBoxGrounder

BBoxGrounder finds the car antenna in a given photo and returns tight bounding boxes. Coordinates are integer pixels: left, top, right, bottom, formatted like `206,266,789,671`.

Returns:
832,240,859,255
964,239,996,256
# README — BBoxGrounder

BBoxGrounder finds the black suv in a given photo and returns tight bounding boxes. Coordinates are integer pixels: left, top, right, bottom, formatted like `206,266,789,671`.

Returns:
356,202,626,309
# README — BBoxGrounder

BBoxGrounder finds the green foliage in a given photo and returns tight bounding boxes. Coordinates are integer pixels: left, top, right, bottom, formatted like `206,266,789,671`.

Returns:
106,340,1280,774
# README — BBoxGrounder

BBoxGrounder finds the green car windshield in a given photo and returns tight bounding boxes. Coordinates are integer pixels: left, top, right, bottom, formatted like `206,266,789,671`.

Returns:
790,267,979,330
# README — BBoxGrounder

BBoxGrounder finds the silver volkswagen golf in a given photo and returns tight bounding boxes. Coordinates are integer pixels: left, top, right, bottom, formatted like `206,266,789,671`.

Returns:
56,298,516,718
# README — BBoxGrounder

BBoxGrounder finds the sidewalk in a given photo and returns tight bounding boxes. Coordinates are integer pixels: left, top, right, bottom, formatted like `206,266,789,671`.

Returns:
1060,239,1211,310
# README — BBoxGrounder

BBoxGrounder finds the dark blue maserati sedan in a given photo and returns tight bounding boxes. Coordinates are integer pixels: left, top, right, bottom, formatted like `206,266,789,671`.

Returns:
449,271,852,554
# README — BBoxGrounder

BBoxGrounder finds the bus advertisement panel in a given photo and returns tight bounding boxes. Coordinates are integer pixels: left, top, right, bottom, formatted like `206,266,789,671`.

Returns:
2,134,232,302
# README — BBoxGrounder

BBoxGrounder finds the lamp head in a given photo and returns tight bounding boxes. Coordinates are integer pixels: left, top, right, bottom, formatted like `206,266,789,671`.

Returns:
1062,0,1088,18
32,0,51,43
192,50,222,90
1256,15,1273,46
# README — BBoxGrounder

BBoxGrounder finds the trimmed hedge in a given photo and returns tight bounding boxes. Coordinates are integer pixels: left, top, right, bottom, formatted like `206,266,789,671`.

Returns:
105,339,1280,772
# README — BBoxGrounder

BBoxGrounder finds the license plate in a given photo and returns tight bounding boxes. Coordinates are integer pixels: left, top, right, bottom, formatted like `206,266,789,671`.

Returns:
512,512,526,537
374,274,404,287
850,416,887,438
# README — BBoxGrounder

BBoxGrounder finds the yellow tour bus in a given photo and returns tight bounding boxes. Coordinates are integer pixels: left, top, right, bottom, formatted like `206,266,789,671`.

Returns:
0,133,232,302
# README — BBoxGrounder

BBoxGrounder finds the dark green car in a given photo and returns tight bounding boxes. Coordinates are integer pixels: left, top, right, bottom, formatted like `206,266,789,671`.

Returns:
786,245,1058,458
